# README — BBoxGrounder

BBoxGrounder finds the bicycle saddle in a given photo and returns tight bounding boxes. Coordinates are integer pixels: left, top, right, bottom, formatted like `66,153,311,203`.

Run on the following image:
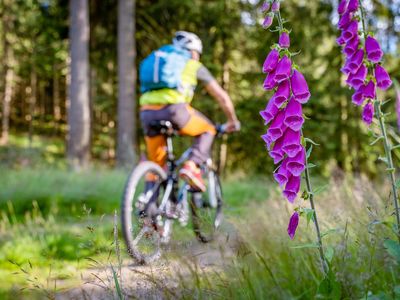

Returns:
149,120,174,135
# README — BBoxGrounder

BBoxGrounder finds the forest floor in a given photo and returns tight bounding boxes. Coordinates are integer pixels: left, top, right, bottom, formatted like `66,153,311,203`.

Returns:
57,221,241,300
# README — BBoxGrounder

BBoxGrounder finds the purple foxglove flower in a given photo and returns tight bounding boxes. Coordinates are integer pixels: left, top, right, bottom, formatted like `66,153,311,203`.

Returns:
336,35,346,46
338,0,348,15
260,96,279,125
346,64,367,89
263,13,274,29
271,1,280,12
341,58,352,75
338,11,352,30
352,87,364,106
343,20,358,42
263,68,277,90
263,48,280,73
347,0,359,12
269,137,285,164
267,109,287,142
365,36,383,63
261,133,273,150
286,146,305,176
281,128,302,158
279,32,290,48
291,69,311,103
287,211,299,239
283,175,301,203
347,49,364,74
343,35,359,57
274,80,290,106
362,101,374,125
274,160,289,187
275,56,292,83
375,64,392,91
261,1,271,12
362,80,376,100
284,97,304,131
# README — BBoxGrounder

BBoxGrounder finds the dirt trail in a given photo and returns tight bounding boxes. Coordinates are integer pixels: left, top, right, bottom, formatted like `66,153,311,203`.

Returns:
57,221,241,300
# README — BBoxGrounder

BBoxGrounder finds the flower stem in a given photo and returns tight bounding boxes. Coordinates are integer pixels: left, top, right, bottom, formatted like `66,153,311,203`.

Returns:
374,100,400,242
304,140,329,274
359,0,400,242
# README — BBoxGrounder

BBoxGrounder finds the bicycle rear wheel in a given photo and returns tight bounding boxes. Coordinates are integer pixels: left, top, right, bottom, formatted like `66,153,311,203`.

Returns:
121,161,168,264
190,169,223,243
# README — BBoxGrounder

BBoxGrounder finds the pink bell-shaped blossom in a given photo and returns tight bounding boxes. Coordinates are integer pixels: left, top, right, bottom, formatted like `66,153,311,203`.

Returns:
287,211,299,239
365,36,383,63
267,109,287,142
291,69,311,103
338,0,348,15
343,35,359,57
263,68,277,90
263,13,274,29
261,133,273,150
362,101,374,126
375,64,392,91
346,64,367,90
283,175,301,203
347,0,359,12
343,20,358,42
269,137,285,164
338,10,352,30
347,49,364,74
274,160,290,187
260,96,279,125
284,97,304,131
274,80,291,106
261,1,271,12
275,56,292,83
286,147,305,176
263,48,280,73
362,80,376,100
279,32,290,48
281,128,302,158
271,1,280,12
352,87,365,106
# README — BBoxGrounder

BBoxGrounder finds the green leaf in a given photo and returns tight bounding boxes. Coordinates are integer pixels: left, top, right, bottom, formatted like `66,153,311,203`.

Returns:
305,208,315,226
396,179,400,189
325,247,334,263
321,228,339,239
290,243,319,249
382,98,392,106
370,136,383,146
391,144,400,151
306,145,313,159
304,137,320,146
383,239,400,263
378,156,388,164
111,265,124,300
307,163,317,169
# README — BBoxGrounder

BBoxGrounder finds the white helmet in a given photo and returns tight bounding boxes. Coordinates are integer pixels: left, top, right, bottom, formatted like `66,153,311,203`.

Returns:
172,31,203,54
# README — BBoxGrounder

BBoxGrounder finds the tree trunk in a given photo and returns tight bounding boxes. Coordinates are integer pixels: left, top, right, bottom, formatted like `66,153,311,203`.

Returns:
28,70,37,148
0,46,14,146
67,0,91,170
116,0,137,168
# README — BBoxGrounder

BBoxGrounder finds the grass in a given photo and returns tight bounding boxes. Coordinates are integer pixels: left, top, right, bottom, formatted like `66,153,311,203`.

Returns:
1,134,399,298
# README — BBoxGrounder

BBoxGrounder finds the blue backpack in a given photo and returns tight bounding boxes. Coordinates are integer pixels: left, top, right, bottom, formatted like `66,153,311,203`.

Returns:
139,45,191,93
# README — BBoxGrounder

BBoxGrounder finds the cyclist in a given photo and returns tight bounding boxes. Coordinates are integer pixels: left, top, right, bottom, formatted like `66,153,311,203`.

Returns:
140,31,239,193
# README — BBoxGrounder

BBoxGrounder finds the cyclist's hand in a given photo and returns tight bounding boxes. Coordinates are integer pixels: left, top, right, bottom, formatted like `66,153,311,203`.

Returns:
224,120,241,133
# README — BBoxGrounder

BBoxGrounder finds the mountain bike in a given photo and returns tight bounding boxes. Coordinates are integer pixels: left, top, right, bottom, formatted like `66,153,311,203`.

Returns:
121,120,228,264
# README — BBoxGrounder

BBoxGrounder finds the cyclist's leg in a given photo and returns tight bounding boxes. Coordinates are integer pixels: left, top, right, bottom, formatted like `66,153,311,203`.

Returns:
178,105,216,165
173,105,216,191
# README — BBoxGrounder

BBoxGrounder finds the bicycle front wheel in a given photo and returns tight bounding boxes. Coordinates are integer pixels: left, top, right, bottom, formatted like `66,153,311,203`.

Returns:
121,161,168,264
190,169,223,243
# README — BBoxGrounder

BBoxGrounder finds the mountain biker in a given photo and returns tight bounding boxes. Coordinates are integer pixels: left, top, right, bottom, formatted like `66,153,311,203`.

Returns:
140,31,240,193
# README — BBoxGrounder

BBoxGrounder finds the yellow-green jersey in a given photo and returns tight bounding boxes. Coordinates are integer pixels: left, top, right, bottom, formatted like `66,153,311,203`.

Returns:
139,60,214,106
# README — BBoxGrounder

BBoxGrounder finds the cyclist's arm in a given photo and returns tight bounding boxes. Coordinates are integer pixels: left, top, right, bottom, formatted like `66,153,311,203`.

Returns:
204,80,238,124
